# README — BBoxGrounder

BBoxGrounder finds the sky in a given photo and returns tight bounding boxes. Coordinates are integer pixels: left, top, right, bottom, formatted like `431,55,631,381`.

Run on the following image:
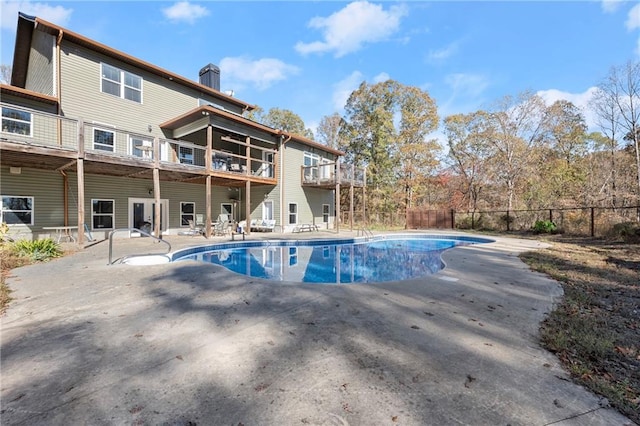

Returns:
1,0,639,138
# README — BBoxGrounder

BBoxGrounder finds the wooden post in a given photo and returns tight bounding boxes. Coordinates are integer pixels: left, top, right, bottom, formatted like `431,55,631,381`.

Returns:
590,207,595,237
549,209,553,223
349,164,354,231
506,210,510,232
245,180,251,235
451,209,455,229
153,137,161,238
76,119,85,245
205,125,213,238
336,158,341,233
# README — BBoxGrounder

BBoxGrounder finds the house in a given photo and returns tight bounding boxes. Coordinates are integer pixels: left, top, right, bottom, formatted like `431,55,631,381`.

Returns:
0,13,365,243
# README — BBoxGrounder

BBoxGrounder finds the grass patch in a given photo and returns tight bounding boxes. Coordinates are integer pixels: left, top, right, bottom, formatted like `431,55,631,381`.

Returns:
520,236,640,423
0,237,64,315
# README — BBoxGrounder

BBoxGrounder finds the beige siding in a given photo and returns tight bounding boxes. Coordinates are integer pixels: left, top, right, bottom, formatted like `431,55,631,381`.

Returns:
1,166,66,229
58,40,244,139
25,30,55,96
281,141,335,230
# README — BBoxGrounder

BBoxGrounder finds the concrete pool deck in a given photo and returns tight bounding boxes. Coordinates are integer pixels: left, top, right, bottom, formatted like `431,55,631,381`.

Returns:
1,231,634,425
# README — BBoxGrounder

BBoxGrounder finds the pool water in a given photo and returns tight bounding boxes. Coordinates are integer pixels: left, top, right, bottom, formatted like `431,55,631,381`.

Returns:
172,235,492,284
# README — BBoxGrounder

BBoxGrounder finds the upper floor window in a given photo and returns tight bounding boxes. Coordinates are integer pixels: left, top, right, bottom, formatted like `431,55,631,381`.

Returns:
101,63,142,103
303,152,320,180
1,107,32,136
1,196,33,225
93,128,115,152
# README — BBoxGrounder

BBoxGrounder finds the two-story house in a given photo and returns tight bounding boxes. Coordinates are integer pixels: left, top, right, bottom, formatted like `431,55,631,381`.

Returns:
1,12,365,244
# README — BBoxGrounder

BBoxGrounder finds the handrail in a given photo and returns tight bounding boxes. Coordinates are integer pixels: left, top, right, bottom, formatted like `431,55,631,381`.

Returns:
357,228,373,238
108,228,171,265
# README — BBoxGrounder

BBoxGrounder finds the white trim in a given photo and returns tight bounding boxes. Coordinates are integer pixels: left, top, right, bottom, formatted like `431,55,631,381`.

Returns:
93,127,116,152
100,62,143,104
1,195,34,226
91,198,115,230
1,106,33,137
180,201,195,227
288,202,298,225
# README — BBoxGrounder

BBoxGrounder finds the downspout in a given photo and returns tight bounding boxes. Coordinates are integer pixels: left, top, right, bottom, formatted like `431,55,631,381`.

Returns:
56,29,63,144
279,133,292,234
60,170,68,227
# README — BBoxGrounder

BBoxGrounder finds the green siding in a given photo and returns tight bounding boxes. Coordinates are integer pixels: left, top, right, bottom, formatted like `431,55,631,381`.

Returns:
25,30,55,96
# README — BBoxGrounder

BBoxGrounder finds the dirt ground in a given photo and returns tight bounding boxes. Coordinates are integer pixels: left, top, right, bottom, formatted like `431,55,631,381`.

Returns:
520,235,640,423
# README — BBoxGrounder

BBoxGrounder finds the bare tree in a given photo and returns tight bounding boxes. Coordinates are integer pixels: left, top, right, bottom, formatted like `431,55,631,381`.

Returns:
0,64,12,84
316,113,345,149
600,61,640,207
591,84,622,208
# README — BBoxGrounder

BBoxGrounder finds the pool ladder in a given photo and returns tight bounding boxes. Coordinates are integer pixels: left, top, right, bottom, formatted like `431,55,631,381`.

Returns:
108,228,172,265
357,228,374,238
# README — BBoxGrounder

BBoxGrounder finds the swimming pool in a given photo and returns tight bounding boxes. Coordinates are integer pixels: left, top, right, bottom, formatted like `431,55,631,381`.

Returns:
171,234,493,284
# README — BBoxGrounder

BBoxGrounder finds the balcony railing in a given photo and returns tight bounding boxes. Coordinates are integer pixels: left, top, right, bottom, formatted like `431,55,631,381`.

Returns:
1,103,276,179
301,163,365,187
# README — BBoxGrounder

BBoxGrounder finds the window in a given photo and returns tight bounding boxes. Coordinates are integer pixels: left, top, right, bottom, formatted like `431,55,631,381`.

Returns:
1,196,33,225
2,107,32,136
262,200,273,221
289,247,298,266
303,152,320,180
92,199,114,230
130,136,153,159
323,204,330,223
180,202,195,226
179,146,194,164
94,128,115,152
101,63,142,103
288,203,297,225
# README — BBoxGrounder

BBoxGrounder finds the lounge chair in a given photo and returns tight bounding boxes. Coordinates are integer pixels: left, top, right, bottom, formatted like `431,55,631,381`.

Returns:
251,219,276,232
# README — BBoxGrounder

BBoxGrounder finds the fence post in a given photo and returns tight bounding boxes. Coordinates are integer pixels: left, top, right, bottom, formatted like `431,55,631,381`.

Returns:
549,209,553,223
590,207,595,237
506,210,511,232
450,209,455,229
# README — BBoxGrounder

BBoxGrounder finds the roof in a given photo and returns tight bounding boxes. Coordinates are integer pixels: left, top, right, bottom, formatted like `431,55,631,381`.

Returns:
10,12,255,111
282,132,344,156
9,13,344,157
0,84,58,105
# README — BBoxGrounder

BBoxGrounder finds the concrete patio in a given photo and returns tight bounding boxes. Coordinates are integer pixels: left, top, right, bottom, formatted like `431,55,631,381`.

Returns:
0,231,633,425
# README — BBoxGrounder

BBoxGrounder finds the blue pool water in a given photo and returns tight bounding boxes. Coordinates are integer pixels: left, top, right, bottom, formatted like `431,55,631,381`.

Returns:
171,234,493,284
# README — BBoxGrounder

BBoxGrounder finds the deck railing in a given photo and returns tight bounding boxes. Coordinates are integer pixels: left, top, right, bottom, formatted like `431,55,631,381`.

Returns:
301,162,365,187
1,104,275,177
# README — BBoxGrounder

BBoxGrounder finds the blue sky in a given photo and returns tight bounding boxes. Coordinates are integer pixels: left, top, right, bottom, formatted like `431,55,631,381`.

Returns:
1,0,639,136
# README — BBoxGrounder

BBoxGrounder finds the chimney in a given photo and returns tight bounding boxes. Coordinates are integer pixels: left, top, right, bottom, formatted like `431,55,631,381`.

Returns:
199,63,220,91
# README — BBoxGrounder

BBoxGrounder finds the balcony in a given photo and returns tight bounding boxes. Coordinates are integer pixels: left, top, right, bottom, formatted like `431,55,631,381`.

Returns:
301,162,365,188
1,103,276,186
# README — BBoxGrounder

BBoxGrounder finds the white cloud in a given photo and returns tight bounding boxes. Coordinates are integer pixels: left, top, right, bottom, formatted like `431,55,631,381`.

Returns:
373,72,390,83
439,73,490,118
445,73,489,99
219,56,299,91
427,42,459,63
162,1,209,24
295,1,407,58
1,1,72,30
601,0,624,14
332,71,364,111
626,3,640,31
537,87,599,130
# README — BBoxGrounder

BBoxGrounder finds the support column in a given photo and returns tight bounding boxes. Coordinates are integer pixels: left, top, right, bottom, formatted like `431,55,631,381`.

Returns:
362,167,367,226
350,164,354,231
245,180,251,235
153,137,161,238
76,119,85,245
205,125,213,238
335,158,341,233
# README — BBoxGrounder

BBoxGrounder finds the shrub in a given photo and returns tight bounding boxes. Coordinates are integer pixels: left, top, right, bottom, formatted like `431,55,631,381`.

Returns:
11,238,62,261
533,220,557,234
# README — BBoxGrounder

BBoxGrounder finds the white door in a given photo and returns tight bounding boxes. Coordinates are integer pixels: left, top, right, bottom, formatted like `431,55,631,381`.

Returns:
129,198,168,236
262,200,274,221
